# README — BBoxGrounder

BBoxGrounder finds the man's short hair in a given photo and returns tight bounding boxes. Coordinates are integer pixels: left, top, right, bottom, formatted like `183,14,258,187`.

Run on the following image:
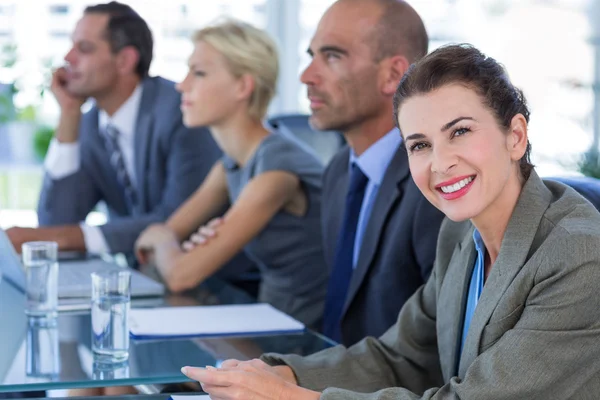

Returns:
85,1,153,77
363,0,429,63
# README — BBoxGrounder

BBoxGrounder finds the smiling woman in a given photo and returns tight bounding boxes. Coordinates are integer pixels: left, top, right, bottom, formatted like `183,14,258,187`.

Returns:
392,45,536,261
181,44,600,400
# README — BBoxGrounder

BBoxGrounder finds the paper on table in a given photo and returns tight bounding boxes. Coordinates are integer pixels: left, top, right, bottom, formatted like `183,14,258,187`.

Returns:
169,395,211,400
129,303,305,339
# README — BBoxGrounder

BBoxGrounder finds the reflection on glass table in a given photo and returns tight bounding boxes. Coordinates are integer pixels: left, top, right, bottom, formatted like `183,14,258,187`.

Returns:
0,274,335,394
28,394,178,400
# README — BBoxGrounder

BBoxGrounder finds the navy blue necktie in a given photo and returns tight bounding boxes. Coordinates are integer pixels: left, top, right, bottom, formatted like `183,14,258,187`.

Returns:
323,163,369,342
102,124,137,212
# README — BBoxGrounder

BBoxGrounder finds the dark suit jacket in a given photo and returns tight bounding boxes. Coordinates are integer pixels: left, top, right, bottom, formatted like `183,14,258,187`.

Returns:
37,76,221,254
321,146,445,346
264,171,600,399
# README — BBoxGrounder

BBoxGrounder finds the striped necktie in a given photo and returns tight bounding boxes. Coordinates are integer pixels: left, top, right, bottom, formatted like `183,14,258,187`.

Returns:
102,124,137,212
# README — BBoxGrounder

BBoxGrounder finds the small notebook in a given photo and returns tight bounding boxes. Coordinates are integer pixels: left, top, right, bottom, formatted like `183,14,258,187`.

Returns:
129,303,305,339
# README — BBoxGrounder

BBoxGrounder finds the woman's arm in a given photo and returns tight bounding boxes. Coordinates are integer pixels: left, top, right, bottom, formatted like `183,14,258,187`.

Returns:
166,160,230,241
154,170,301,293
134,161,229,264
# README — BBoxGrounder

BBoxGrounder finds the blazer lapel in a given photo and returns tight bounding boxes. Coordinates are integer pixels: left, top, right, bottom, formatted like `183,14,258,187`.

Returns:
436,228,475,382
341,149,410,316
458,170,553,377
133,78,157,214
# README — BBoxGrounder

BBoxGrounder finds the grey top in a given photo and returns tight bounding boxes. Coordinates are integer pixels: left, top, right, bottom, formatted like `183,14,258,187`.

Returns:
222,132,328,328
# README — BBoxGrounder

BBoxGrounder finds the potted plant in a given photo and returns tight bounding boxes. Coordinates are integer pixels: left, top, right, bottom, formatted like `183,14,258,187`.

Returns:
1,43,54,163
33,125,55,161
577,148,600,179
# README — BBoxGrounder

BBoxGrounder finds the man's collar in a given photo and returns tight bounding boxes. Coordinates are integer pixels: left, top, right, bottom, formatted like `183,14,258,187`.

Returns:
98,84,143,136
349,128,402,185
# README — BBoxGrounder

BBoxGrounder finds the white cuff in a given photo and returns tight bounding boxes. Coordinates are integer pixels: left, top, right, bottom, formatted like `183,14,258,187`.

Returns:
79,223,110,255
44,139,80,179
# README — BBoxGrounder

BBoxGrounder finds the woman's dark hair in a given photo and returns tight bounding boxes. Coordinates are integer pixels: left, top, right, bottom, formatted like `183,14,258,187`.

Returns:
85,2,153,78
393,43,533,178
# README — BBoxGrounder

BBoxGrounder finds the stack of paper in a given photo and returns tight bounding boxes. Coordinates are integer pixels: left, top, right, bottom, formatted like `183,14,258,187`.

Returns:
129,303,305,339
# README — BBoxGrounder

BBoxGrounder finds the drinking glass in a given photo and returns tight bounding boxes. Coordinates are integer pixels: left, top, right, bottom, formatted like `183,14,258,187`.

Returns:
91,270,131,362
22,242,58,318
26,317,60,381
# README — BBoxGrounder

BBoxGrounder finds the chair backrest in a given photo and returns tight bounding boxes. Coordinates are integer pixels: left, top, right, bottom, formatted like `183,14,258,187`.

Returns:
548,176,600,211
267,113,345,165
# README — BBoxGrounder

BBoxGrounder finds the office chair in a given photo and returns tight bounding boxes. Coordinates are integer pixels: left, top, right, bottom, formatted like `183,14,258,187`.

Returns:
267,113,345,165
548,176,600,211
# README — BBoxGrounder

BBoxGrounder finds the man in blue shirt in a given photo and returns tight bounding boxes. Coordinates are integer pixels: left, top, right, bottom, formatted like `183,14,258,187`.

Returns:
303,0,445,346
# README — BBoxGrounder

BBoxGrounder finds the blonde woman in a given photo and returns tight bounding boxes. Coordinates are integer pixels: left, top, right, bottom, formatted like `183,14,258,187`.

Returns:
135,20,328,328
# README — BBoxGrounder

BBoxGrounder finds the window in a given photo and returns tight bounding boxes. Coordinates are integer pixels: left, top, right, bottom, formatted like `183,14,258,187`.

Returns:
48,4,69,15
0,5,15,16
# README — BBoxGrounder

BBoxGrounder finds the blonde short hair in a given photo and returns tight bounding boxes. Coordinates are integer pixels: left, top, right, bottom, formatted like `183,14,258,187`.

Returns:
193,19,279,121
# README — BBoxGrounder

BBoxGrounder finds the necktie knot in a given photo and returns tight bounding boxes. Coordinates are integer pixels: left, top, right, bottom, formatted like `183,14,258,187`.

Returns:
105,124,119,140
348,163,368,194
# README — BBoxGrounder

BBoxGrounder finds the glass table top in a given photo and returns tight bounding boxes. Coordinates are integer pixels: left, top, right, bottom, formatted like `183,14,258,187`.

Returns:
0,276,335,394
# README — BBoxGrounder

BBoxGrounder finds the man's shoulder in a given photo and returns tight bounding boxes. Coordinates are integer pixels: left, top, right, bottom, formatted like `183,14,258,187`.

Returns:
324,146,350,176
141,75,180,107
139,76,201,138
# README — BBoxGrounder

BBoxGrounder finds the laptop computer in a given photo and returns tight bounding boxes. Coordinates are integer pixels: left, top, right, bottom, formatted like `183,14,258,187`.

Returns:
0,273,27,382
0,229,165,308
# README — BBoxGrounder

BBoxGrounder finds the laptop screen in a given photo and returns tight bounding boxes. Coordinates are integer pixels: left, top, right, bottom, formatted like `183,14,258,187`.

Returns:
0,229,26,291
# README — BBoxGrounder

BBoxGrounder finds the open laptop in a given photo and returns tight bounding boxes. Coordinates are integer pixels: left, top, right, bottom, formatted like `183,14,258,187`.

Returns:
0,273,27,382
0,229,165,308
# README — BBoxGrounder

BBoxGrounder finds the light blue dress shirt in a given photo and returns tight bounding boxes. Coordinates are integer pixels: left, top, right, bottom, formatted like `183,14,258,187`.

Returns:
349,128,402,268
460,229,486,357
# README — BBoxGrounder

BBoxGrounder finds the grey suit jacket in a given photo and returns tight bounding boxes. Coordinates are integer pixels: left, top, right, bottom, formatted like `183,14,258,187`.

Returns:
264,170,600,399
321,146,444,346
37,76,222,254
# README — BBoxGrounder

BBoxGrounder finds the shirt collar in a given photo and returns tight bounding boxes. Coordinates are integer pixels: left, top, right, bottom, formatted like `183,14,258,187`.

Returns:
98,84,143,141
349,128,402,185
472,229,485,254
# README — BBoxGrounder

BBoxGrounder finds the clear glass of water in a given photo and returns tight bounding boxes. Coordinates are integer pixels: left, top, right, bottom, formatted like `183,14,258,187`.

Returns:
92,359,130,381
26,317,60,381
22,242,58,318
91,270,131,362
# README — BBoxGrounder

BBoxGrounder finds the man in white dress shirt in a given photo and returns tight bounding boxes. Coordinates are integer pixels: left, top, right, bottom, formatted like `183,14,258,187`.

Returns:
6,2,223,257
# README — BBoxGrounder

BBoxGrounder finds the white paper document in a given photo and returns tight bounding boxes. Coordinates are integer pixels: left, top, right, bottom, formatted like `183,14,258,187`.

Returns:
170,395,211,400
129,303,305,339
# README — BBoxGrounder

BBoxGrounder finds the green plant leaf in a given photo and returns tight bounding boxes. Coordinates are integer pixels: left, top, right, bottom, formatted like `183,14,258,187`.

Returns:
33,126,55,160
577,149,600,179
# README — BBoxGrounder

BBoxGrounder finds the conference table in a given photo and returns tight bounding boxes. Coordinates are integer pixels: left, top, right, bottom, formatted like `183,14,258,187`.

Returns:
0,273,335,396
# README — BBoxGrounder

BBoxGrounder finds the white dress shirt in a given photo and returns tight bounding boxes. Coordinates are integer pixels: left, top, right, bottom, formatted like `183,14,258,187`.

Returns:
44,85,143,254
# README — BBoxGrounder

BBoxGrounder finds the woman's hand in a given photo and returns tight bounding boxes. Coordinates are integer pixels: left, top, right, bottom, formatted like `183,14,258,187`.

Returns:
181,359,319,400
181,217,225,252
135,224,177,264
219,359,297,384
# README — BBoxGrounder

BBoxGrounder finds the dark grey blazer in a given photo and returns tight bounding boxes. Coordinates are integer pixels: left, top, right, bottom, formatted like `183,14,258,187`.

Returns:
37,76,222,254
264,170,600,399
321,146,445,346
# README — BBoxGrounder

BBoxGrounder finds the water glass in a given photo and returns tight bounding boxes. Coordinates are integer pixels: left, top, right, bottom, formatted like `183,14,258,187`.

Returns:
26,317,60,381
92,360,130,381
22,242,58,318
91,270,131,362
